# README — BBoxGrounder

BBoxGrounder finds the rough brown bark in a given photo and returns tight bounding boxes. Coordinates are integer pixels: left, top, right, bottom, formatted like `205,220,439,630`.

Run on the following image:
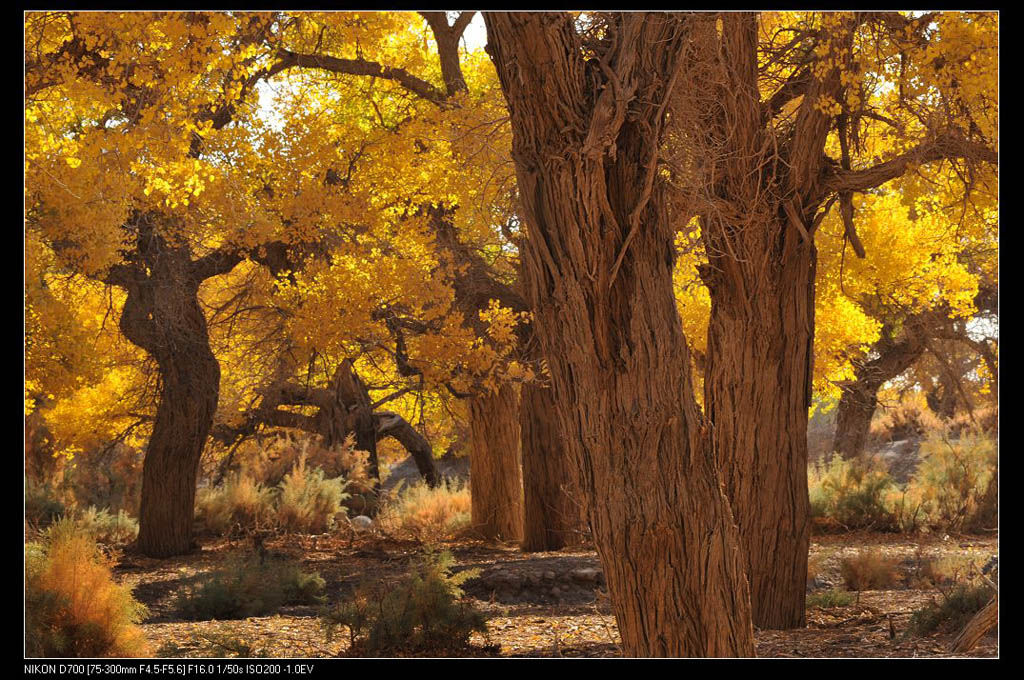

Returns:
485,12,755,656
468,382,523,541
111,214,241,557
702,220,815,630
520,382,586,551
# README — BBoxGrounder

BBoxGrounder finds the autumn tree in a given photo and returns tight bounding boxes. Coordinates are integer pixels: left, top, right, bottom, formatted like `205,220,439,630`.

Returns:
24,12,304,555
484,12,756,656
258,11,583,545
664,11,997,628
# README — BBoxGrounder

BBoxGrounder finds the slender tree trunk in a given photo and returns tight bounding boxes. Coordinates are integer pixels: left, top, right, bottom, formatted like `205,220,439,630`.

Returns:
469,382,523,541
703,218,814,630
485,12,755,656
520,382,586,551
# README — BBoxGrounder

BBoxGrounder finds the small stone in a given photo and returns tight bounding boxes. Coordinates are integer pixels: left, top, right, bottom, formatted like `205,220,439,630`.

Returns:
542,570,556,581
570,567,601,583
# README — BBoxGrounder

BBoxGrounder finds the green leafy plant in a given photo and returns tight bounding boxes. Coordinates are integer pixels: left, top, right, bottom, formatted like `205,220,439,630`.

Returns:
323,548,488,656
175,555,326,621
906,584,996,637
806,589,855,608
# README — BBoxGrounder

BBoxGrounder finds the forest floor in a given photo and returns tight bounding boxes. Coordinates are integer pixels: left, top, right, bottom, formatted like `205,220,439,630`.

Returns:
115,529,998,659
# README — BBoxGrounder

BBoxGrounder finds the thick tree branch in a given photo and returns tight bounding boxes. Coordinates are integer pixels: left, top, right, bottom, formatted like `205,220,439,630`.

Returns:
825,134,997,195
189,248,245,282
274,48,449,107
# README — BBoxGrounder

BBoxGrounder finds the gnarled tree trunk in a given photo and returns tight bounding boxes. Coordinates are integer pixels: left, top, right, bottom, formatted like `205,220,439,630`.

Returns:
469,383,523,541
520,382,586,551
111,215,241,557
485,12,755,656
833,321,929,459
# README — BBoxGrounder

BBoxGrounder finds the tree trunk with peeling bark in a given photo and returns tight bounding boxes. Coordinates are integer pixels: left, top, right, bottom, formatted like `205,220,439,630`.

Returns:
485,12,755,656
469,383,523,541
520,382,586,551
702,216,815,630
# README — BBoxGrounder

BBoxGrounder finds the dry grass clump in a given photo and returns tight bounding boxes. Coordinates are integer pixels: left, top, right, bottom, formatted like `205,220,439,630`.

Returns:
377,480,471,543
25,519,150,658
870,392,944,443
195,473,275,536
840,549,900,591
276,453,349,534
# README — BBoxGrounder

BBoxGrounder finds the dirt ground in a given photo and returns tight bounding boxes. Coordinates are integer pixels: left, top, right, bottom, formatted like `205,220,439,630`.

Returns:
111,528,998,659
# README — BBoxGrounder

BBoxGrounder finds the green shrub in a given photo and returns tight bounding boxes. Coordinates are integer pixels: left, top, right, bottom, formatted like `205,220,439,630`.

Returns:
25,519,150,657
175,556,326,621
906,584,996,636
806,589,855,608
809,456,898,531
64,506,138,544
195,473,276,535
25,478,67,529
908,433,996,532
276,454,349,534
323,548,488,656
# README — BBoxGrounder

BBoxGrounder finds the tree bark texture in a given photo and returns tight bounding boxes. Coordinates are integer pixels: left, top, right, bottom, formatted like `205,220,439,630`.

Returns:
687,13,850,629
950,596,997,653
702,219,815,630
520,382,587,551
113,216,240,557
469,382,523,541
485,12,755,656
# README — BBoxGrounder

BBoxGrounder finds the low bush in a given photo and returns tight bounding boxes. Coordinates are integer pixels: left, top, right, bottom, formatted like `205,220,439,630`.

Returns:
323,548,488,656
25,478,67,530
906,584,996,637
840,549,900,590
809,456,898,531
62,506,138,544
806,589,855,608
174,555,326,621
908,432,996,532
276,454,349,534
376,480,471,543
25,519,150,657
870,392,943,443
195,473,275,536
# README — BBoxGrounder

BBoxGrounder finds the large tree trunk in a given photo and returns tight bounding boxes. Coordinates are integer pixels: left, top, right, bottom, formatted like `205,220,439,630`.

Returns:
520,382,586,551
485,12,755,656
703,217,815,630
468,383,523,541
114,216,239,557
